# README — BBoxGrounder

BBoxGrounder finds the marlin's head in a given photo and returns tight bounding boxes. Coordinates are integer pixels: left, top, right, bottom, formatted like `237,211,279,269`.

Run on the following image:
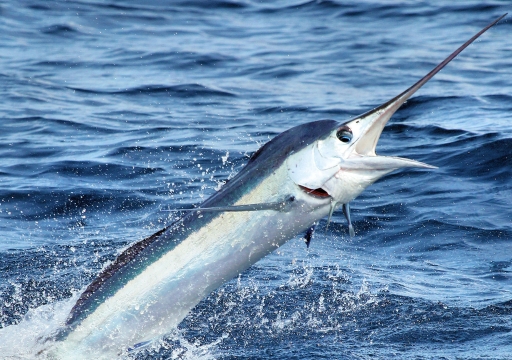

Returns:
286,108,435,205
287,14,505,205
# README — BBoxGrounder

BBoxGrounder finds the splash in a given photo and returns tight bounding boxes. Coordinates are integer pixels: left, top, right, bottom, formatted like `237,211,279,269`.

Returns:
0,293,223,360
0,295,77,359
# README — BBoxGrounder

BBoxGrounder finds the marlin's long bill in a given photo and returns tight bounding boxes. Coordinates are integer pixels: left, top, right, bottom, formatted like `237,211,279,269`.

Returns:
352,13,507,157
45,15,505,360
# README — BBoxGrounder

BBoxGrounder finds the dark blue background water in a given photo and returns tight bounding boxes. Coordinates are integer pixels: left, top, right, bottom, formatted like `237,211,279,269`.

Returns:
1,1,511,359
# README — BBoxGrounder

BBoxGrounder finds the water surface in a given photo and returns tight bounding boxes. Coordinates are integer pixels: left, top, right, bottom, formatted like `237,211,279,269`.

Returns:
0,1,511,359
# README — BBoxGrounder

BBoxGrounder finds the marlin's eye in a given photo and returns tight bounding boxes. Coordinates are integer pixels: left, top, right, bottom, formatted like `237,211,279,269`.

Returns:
336,128,352,143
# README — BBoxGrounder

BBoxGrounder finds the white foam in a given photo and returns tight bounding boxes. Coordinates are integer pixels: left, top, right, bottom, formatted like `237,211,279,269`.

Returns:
0,295,77,359
0,292,223,359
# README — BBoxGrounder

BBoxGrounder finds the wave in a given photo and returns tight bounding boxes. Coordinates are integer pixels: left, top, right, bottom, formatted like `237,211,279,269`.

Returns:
68,83,235,98
41,24,82,36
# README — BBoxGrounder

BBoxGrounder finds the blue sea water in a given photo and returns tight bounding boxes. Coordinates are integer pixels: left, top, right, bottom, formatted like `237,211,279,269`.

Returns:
0,0,511,359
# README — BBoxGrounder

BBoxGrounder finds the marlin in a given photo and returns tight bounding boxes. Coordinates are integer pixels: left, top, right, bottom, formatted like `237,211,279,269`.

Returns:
44,15,505,359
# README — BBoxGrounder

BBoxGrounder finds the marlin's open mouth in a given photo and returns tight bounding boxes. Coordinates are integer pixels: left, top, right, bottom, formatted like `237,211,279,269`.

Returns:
299,185,330,198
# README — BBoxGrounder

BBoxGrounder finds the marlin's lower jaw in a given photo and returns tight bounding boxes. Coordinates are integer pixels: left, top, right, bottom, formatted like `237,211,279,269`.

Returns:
325,154,437,203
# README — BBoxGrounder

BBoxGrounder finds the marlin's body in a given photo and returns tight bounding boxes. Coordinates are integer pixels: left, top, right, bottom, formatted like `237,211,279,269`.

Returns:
50,121,340,358
45,15,505,359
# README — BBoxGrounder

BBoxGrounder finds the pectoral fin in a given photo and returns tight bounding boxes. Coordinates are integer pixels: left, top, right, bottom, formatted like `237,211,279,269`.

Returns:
326,200,337,230
342,203,355,237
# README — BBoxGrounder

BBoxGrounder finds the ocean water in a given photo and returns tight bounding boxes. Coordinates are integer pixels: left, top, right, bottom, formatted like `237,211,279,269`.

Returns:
0,1,511,359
